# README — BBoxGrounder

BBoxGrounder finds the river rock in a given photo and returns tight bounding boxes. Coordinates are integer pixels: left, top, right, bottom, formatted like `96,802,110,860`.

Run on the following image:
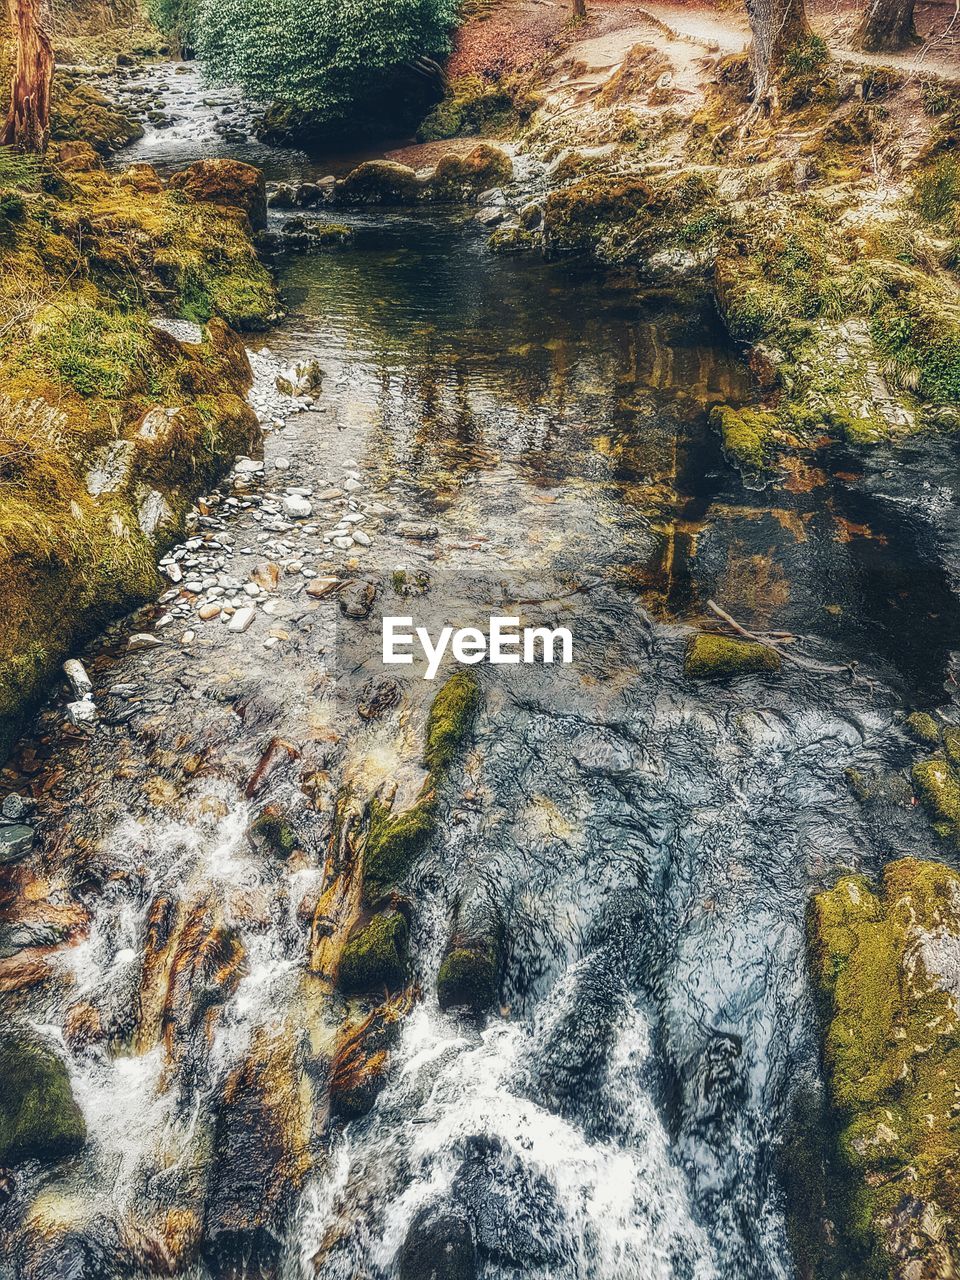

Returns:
398,1204,477,1280
397,520,439,540
62,659,92,699
84,440,133,496
169,158,268,230
127,633,163,652
476,207,504,227
282,494,313,520
228,606,256,633
66,697,97,728
338,160,423,204
0,825,34,865
1,794,33,822
339,580,376,619
0,1034,86,1164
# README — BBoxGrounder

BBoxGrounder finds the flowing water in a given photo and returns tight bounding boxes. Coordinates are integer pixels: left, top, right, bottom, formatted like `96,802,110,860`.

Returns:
0,63,955,1280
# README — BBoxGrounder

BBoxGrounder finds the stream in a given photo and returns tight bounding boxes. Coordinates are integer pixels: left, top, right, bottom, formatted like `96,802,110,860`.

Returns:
0,61,955,1280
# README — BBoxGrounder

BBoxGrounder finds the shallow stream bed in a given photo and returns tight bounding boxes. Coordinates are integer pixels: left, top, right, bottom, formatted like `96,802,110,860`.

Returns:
0,66,956,1280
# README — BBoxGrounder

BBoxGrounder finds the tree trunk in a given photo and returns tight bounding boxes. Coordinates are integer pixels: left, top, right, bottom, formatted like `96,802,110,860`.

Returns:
572,0,587,17
853,0,916,51
744,0,810,99
2,0,54,153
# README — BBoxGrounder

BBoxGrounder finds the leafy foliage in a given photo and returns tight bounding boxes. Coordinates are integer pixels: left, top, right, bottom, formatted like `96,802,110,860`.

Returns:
195,0,459,126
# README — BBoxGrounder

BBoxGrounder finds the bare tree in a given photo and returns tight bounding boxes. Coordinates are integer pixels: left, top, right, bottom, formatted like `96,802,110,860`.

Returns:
744,0,810,104
853,0,916,51
2,0,54,152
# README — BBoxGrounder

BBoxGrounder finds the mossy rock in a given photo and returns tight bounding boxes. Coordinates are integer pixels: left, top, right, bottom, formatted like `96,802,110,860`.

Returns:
0,1035,86,1166
424,671,481,773
250,806,298,858
906,711,943,746
363,789,437,902
338,910,409,994
809,860,960,1270
338,161,423,204
437,944,499,1014
488,226,535,254
710,403,777,471
912,757,960,834
431,145,514,200
683,634,781,680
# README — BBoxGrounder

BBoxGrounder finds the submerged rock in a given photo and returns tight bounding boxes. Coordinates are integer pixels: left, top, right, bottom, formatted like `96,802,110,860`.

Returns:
0,824,34,865
0,1035,86,1165
683,634,781,680
397,1204,477,1280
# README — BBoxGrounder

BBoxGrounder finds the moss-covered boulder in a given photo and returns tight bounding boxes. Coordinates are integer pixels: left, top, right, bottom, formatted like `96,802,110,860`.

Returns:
51,78,144,155
338,161,423,204
710,404,778,471
424,671,481,773
0,1035,86,1165
488,226,535,254
437,944,499,1014
363,789,437,903
809,860,960,1276
431,145,514,200
912,756,960,838
169,159,268,232
683,634,781,680
338,910,409,994
906,711,943,747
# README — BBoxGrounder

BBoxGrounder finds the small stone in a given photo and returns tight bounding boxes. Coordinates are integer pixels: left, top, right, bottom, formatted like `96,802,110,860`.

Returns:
244,583,261,597
343,478,362,493
0,825,34,865
163,562,183,584
396,520,439,540
63,659,92,699
306,576,340,599
1,794,33,821
66,697,97,728
181,630,196,644
275,457,291,471
476,206,504,227
228,606,256,633
332,536,353,550
282,494,313,520
127,633,163,652
352,529,371,547
198,603,221,621
339,580,376,619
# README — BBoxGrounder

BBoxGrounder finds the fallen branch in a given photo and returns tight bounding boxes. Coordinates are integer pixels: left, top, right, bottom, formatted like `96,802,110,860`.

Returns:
706,599,871,685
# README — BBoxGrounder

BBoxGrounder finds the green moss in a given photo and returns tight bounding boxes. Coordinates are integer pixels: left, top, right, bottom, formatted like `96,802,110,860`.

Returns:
339,910,409,993
437,945,498,1013
339,161,423,204
364,789,438,901
431,145,514,200
709,403,777,470
906,711,943,746
684,633,781,680
417,75,540,143
912,756,960,834
0,1035,86,1166
488,226,534,254
250,807,298,858
809,860,960,1270
424,671,481,773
